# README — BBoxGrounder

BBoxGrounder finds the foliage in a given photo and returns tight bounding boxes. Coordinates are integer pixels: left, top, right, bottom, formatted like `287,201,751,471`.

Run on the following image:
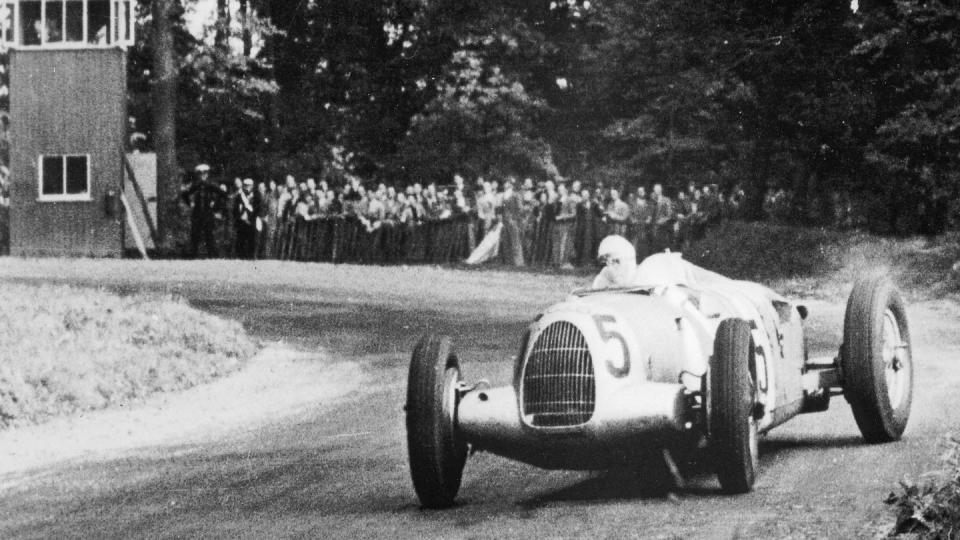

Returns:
686,220,846,283
1,0,960,234
686,221,960,301
393,48,555,183
128,0,279,178
855,0,960,235
581,0,731,189
886,434,960,538
259,0,456,179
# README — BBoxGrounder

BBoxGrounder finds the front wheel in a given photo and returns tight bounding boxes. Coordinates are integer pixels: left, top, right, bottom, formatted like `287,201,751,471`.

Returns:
406,334,468,508
710,318,758,494
841,275,913,443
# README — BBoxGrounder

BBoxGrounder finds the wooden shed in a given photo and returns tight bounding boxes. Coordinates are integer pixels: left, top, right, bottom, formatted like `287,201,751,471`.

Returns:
3,0,136,257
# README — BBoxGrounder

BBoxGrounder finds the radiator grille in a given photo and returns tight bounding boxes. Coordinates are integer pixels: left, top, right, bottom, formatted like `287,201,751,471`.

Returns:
521,321,596,427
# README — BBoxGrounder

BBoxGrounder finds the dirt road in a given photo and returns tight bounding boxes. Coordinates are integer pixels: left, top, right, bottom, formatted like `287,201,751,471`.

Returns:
0,258,955,539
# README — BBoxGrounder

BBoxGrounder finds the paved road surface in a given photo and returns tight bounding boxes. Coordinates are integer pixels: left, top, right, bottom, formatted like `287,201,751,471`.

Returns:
0,259,955,538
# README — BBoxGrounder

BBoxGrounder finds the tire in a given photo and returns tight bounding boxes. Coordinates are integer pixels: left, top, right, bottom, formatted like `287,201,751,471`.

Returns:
710,318,758,494
406,334,468,508
841,275,913,443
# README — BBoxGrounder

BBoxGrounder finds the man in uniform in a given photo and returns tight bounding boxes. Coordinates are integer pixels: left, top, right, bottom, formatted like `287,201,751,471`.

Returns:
233,177,262,259
182,164,224,258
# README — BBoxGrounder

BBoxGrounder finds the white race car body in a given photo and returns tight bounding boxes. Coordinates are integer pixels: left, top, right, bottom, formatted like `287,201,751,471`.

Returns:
405,257,912,506
458,279,813,470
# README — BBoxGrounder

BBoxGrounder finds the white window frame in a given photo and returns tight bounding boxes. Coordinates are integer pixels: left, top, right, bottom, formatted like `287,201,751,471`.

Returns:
2,0,133,49
37,153,92,201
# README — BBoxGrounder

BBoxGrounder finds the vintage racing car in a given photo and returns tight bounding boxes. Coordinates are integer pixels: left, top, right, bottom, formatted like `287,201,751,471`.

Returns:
404,254,913,508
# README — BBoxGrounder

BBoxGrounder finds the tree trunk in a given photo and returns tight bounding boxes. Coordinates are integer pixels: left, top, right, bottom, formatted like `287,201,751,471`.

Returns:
216,0,230,48
240,0,252,57
152,0,179,254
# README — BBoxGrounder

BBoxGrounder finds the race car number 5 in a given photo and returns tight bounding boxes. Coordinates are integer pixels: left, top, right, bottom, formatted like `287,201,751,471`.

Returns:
593,314,630,377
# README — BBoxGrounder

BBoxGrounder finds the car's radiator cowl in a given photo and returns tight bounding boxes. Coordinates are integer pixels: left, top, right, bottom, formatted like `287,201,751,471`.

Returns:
520,321,596,427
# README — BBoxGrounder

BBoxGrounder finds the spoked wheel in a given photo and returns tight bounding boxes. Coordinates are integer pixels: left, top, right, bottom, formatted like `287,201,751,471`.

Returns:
842,276,913,443
881,309,911,409
710,318,759,494
406,334,468,509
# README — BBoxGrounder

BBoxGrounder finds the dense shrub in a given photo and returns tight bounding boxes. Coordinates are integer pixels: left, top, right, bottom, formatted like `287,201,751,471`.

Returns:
685,221,960,299
685,221,847,282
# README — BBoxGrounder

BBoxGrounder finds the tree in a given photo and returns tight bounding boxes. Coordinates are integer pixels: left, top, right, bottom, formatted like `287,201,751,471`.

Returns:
855,0,960,234
131,0,279,178
394,49,554,183
151,0,180,253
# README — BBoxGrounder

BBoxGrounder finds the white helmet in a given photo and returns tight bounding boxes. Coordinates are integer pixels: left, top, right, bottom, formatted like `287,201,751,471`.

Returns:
593,234,638,288
597,234,635,264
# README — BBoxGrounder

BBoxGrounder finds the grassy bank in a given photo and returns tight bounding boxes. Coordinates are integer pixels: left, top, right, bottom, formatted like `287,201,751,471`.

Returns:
0,284,258,429
686,221,960,300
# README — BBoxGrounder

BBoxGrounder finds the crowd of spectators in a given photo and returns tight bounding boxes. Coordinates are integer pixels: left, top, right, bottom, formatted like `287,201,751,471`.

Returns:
182,165,747,266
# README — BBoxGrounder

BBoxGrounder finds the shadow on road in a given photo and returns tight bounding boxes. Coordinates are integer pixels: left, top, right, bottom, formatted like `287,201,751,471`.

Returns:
511,431,869,509
192,297,527,364
759,434,864,453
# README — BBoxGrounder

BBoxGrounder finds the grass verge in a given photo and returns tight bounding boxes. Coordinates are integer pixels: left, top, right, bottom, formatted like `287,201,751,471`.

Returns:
0,283,258,429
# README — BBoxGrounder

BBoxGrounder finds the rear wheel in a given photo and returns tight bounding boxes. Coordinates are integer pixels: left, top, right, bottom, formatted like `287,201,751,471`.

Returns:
710,318,758,494
406,334,468,509
842,276,913,443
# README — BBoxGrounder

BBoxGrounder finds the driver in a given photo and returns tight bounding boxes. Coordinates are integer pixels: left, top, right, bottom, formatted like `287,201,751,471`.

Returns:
593,234,733,290
592,235,640,289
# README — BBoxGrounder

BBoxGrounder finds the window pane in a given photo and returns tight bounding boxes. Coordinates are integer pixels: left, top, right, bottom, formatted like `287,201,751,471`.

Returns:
41,156,63,195
44,1,63,43
65,156,87,194
87,0,108,43
65,0,82,41
21,1,40,45
120,0,129,41
1,3,16,44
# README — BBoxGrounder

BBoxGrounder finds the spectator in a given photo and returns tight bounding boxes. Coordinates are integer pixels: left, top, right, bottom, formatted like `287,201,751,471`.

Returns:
675,189,695,251
234,177,262,259
630,186,653,261
476,181,498,238
533,189,555,264
257,180,278,259
182,164,224,258
499,179,525,266
700,183,722,227
552,183,578,267
575,188,602,266
651,183,675,253
604,188,630,236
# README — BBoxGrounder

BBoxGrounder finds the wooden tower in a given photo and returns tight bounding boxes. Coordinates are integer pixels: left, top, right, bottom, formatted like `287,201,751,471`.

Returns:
2,0,134,256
